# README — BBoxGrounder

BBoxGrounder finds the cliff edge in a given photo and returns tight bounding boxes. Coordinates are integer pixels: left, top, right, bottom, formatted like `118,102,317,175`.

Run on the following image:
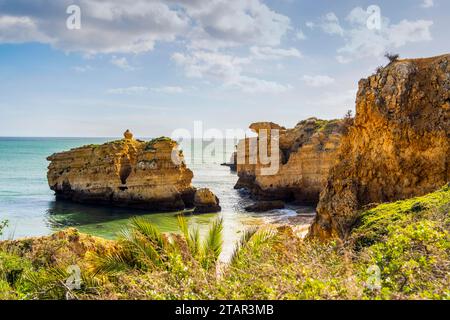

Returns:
310,54,450,239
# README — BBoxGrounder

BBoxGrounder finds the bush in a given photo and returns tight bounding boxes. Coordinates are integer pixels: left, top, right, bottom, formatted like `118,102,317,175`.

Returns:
0,220,8,237
385,52,400,64
0,186,448,300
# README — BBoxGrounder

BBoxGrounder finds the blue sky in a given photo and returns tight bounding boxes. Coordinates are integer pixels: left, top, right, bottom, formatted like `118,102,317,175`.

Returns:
0,0,448,137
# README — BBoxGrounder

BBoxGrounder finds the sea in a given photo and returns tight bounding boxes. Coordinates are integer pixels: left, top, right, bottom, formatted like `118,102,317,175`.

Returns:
0,137,315,260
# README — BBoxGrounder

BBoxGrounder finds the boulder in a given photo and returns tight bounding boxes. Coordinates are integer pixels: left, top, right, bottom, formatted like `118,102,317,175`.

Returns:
245,200,285,212
193,188,221,214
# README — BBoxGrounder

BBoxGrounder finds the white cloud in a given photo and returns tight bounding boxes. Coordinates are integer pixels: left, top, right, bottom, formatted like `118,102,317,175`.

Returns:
0,15,50,43
72,65,93,73
250,46,302,59
336,55,352,64
314,7,433,62
107,86,148,94
296,29,306,40
0,0,297,92
176,0,292,50
107,85,187,95
172,50,291,94
421,0,434,8
110,56,134,71
306,21,315,29
320,12,344,36
302,75,335,87
0,1,189,54
150,86,185,94
0,0,293,54
232,76,292,94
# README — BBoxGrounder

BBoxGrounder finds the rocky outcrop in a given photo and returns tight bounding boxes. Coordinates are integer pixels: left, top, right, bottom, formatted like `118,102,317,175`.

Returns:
193,188,221,213
235,118,344,204
47,131,196,211
310,54,450,239
245,200,285,212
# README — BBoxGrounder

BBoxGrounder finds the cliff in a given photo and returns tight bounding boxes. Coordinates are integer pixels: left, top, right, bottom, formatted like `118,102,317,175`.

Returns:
235,118,344,204
47,132,197,211
310,54,450,239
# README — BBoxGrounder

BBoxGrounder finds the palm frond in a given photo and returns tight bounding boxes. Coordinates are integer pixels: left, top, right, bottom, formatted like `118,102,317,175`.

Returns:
119,228,163,269
189,227,201,257
248,227,276,247
22,266,70,299
177,214,200,257
129,217,165,249
230,226,259,265
201,217,223,269
230,226,276,266
87,250,132,276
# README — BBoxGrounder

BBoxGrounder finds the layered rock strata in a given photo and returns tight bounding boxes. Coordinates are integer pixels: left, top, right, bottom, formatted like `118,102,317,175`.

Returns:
310,54,450,239
193,188,221,214
235,118,345,204
47,132,197,211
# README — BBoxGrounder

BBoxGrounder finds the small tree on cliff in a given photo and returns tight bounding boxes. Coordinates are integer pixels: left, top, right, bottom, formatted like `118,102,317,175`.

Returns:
385,52,400,65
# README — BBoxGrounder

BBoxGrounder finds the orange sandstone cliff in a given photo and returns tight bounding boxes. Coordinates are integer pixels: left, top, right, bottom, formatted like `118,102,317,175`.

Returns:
235,118,345,204
47,132,197,211
310,54,450,239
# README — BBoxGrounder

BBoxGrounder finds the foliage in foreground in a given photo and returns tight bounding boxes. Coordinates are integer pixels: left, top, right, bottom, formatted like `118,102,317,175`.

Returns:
0,185,449,300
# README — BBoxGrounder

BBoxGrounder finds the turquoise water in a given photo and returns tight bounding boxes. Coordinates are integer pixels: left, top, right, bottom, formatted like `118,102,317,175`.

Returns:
0,137,312,259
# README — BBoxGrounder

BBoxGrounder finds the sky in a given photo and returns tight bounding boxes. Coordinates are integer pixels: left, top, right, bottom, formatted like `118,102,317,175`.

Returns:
0,0,448,137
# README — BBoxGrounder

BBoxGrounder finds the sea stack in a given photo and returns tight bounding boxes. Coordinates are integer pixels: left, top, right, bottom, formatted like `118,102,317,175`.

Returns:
47,131,199,211
235,118,345,204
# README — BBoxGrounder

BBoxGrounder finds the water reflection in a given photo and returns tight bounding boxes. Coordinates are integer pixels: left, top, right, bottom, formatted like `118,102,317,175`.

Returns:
45,199,220,239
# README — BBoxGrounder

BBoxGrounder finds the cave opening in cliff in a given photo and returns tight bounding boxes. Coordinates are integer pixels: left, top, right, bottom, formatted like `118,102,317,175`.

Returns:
119,156,132,186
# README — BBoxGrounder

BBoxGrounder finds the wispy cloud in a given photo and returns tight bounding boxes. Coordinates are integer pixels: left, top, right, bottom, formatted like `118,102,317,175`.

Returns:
421,0,434,8
107,86,186,95
312,7,433,62
150,86,185,94
107,86,147,95
72,65,93,73
172,50,292,94
250,46,302,60
296,29,307,40
302,75,335,87
110,56,134,71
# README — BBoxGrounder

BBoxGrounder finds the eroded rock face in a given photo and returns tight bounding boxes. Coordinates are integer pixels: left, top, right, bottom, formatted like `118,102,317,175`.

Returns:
47,133,196,211
244,200,285,212
310,54,450,239
235,118,344,204
193,188,221,213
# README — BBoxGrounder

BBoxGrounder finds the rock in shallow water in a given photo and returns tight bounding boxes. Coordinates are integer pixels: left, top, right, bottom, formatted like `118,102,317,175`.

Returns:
193,188,221,214
235,117,345,204
46,133,197,211
245,200,285,212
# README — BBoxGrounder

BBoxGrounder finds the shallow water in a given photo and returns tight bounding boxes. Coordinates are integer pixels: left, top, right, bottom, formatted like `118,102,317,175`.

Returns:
0,137,315,259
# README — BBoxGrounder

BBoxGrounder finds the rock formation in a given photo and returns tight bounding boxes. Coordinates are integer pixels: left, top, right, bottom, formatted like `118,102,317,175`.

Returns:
245,200,285,213
310,54,450,239
235,118,344,204
193,188,221,213
47,132,197,211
